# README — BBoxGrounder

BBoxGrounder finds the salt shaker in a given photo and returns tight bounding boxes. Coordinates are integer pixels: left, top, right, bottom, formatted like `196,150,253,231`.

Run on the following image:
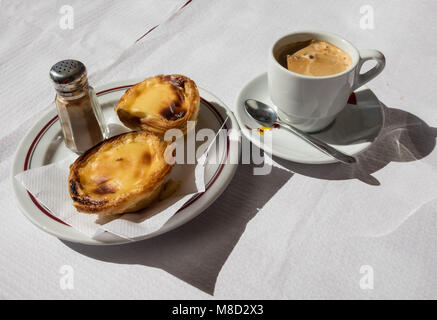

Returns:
50,60,108,154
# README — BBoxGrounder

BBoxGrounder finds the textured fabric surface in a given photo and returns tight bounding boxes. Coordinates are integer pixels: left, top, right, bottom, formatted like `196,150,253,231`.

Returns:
1,0,437,299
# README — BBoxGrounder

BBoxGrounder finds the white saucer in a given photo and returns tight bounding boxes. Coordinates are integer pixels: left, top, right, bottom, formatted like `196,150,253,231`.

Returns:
235,73,384,164
12,79,240,245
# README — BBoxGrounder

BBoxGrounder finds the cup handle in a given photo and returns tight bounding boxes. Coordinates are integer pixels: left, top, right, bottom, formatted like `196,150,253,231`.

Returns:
352,49,386,90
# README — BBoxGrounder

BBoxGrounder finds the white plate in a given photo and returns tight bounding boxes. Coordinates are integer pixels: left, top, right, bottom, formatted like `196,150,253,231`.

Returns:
12,79,240,245
235,73,384,164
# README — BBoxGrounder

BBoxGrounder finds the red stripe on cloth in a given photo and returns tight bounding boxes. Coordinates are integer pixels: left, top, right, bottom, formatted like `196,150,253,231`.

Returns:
135,0,193,43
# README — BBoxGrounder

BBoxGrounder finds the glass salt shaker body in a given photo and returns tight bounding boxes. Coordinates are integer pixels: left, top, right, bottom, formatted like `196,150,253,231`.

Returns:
50,60,108,154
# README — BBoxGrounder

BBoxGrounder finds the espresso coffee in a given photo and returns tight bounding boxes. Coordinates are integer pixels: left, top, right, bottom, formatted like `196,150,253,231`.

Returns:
282,40,352,76
269,31,385,132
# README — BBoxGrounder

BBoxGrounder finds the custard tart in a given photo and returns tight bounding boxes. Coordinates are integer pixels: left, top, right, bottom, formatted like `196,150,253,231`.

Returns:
115,74,200,136
69,131,173,215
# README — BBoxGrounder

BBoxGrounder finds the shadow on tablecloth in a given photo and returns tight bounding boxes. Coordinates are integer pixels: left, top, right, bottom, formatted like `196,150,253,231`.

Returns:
274,103,437,185
61,101,436,295
62,158,293,295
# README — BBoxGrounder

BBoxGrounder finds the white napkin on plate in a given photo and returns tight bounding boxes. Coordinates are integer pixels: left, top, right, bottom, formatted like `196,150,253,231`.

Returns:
15,144,206,240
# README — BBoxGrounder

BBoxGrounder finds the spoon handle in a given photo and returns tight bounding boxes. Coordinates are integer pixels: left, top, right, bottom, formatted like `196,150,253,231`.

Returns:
278,121,356,164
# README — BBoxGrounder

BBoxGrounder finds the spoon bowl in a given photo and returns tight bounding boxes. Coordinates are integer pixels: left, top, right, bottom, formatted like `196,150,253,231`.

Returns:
244,99,278,126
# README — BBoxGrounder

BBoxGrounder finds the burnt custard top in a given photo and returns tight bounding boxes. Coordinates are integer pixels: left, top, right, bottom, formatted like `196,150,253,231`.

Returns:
123,76,186,120
69,131,173,214
115,74,200,135
79,136,160,198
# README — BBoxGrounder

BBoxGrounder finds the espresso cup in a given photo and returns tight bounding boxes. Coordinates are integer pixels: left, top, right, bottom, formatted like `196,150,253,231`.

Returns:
268,31,385,132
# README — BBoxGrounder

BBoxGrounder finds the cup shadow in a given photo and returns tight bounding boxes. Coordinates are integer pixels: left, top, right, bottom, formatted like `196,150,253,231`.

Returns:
274,103,437,185
62,143,293,295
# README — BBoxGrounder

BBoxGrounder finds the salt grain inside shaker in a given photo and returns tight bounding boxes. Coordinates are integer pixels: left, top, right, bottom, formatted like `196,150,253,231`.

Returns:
50,60,108,154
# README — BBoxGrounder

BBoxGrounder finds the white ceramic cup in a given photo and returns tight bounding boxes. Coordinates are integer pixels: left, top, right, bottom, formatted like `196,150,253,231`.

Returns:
268,31,385,132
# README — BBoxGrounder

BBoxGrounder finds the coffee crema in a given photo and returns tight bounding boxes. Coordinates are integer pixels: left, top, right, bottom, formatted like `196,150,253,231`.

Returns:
285,40,352,76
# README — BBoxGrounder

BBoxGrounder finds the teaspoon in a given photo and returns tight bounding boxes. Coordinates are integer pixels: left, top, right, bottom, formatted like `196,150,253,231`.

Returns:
244,99,356,164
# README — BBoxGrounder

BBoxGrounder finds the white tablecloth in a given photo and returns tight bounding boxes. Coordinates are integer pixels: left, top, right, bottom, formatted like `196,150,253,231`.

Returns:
1,0,437,299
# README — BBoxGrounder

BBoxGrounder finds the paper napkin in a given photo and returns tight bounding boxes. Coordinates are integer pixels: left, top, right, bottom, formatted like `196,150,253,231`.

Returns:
15,143,207,241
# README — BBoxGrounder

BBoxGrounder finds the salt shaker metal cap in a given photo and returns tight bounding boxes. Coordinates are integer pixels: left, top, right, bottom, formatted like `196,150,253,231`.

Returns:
50,60,87,94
